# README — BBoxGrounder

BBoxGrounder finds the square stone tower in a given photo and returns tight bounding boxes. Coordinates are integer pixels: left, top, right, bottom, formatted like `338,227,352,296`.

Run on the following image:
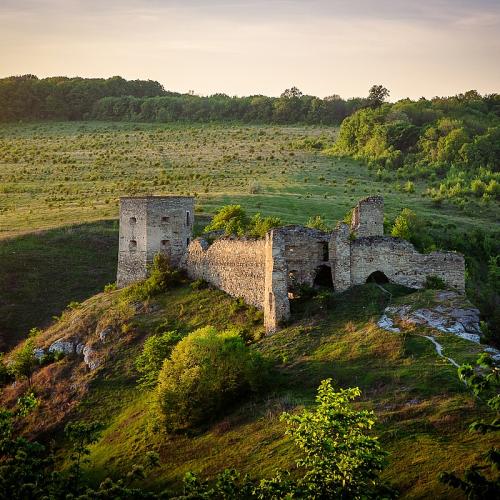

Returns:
117,196,194,287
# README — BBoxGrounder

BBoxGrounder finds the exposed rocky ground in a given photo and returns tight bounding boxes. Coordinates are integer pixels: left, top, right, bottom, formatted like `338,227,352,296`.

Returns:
378,290,500,362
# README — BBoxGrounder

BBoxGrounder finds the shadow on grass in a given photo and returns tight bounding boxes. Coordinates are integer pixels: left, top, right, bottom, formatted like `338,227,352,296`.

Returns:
0,220,118,350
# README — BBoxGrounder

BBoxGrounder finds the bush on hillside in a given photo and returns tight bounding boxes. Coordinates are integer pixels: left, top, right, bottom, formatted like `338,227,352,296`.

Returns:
204,205,248,236
156,326,267,430
391,208,427,249
124,253,182,302
8,338,38,388
135,330,183,388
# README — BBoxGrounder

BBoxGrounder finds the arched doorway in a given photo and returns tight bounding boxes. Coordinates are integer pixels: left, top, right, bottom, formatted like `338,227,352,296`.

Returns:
366,271,389,284
314,265,333,288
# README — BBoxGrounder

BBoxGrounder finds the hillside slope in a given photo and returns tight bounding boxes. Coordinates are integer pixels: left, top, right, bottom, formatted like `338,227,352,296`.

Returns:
1,279,497,498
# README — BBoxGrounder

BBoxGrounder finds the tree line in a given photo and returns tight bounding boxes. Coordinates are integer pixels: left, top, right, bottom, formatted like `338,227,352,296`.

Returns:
0,75,374,124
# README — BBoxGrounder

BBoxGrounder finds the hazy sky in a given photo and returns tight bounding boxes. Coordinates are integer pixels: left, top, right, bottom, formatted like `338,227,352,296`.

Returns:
1,0,499,100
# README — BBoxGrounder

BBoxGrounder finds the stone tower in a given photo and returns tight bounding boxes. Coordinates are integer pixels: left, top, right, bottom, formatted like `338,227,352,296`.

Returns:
117,196,194,288
350,195,384,238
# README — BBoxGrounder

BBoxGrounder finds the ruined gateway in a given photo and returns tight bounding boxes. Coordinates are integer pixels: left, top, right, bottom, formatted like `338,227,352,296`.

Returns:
117,195,465,333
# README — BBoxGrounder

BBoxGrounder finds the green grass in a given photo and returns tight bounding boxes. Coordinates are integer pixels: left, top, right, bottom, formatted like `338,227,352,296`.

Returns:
1,121,497,237
37,283,493,499
0,221,117,350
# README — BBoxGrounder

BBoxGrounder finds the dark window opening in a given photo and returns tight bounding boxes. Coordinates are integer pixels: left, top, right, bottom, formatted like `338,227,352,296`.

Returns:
313,265,333,288
322,242,329,261
186,238,190,246
162,216,169,223
366,271,389,284
186,211,190,226
129,240,137,251
129,217,137,224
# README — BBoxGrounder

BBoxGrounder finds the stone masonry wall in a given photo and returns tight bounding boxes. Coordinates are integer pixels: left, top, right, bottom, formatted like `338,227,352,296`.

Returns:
351,196,384,238
264,230,290,332
330,223,351,292
281,226,330,288
183,238,266,309
117,198,149,287
350,237,465,291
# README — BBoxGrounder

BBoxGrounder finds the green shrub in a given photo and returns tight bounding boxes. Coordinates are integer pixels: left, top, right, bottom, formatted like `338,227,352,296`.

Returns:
424,275,447,290
204,205,281,238
104,282,117,292
306,215,330,232
135,330,183,388
124,254,182,302
156,326,267,430
9,338,38,388
204,205,248,236
189,278,208,290
247,213,281,238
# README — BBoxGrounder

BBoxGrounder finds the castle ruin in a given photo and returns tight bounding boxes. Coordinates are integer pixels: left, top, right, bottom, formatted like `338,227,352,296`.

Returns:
117,195,465,332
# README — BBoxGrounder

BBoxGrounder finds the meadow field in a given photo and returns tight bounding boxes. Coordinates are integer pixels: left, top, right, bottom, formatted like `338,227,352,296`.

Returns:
0,121,498,347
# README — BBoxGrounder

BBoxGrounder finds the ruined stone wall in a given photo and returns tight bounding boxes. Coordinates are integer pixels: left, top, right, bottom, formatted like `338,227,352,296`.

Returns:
281,226,330,288
264,230,290,332
184,238,266,308
350,237,465,291
329,223,351,292
351,196,384,238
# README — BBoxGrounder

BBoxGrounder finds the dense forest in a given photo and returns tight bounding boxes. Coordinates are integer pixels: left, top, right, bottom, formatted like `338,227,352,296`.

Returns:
329,91,500,204
0,75,366,124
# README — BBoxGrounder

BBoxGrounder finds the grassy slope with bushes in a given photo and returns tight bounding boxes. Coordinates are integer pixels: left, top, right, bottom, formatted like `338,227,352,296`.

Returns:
2,273,496,498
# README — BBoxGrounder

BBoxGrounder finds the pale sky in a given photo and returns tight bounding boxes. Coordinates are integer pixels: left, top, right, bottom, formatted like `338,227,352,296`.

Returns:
1,0,499,100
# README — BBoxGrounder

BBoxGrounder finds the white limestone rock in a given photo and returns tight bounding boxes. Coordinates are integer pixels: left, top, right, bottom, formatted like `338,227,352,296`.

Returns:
48,339,76,355
83,345,100,370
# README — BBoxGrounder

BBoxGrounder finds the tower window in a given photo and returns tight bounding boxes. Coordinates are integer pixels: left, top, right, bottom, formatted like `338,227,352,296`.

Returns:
162,216,169,223
129,240,137,251
186,238,190,247
129,217,137,224
322,242,329,261
186,211,190,226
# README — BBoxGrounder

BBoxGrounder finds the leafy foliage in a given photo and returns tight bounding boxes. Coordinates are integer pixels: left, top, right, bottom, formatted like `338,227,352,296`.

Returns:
124,254,183,302
390,208,425,248
8,338,37,388
178,379,391,499
0,75,373,125
204,205,281,238
156,326,267,430
328,92,500,206
135,330,183,388
281,378,389,498
439,353,499,498
204,204,248,237
306,215,330,232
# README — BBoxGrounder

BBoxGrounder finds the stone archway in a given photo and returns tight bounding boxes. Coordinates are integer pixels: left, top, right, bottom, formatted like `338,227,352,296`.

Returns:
366,271,389,284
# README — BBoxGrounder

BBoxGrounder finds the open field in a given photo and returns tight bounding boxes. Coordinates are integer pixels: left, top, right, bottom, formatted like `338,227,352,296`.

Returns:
0,121,498,348
1,121,498,237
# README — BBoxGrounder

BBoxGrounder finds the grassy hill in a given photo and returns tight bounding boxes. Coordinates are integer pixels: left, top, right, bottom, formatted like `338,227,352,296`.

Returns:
2,277,496,498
